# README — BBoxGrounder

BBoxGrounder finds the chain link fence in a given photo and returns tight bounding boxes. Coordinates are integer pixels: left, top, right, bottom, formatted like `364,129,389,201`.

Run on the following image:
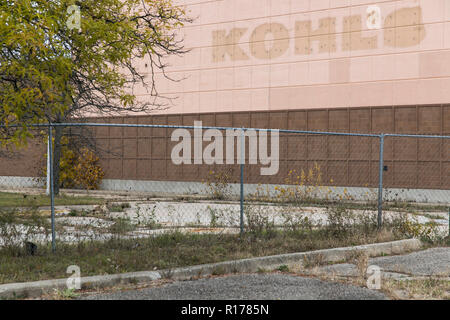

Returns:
0,122,449,251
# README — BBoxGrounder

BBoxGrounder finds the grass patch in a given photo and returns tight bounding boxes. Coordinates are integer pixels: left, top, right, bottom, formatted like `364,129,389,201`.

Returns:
108,218,136,234
50,288,81,300
0,227,405,285
0,192,106,208
276,265,290,272
303,253,327,269
107,203,131,213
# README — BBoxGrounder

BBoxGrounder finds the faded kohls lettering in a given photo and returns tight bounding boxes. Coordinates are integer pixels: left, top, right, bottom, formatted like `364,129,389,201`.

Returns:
212,6,426,62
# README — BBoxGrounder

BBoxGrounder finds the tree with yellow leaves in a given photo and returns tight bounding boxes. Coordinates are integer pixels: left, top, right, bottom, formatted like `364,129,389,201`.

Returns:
1,0,190,194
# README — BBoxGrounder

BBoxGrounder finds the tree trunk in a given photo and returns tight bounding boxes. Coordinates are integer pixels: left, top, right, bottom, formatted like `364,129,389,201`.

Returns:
52,126,63,196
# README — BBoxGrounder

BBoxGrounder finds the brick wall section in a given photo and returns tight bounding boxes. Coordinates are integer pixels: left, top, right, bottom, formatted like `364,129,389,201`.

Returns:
0,135,45,181
0,105,449,190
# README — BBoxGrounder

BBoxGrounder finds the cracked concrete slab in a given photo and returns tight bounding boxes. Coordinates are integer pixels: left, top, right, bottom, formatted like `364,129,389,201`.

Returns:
305,247,450,279
370,247,450,277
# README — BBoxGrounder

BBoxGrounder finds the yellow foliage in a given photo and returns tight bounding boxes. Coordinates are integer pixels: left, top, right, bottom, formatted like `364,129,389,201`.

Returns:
59,136,77,189
73,148,105,190
275,162,323,203
202,169,233,200
42,136,104,190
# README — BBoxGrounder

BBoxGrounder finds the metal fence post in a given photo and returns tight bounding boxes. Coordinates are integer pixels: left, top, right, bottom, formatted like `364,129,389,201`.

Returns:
377,134,385,229
240,128,245,236
46,134,51,195
48,124,56,252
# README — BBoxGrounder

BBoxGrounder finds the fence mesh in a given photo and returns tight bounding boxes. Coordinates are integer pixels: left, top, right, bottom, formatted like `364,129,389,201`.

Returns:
383,135,450,195
0,123,449,251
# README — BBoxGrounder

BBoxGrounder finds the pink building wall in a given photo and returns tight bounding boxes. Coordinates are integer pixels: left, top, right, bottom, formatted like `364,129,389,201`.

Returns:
133,0,450,114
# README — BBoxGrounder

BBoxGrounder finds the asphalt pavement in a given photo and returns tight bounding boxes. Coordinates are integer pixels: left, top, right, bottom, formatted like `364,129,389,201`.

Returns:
80,273,387,300
80,247,449,300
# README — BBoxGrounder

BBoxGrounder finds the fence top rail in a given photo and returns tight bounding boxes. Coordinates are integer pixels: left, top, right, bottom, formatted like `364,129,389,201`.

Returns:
2,122,382,138
2,122,450,139
384,133,450,139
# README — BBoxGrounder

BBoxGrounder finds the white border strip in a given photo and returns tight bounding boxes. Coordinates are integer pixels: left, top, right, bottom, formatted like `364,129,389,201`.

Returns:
0,176,448,204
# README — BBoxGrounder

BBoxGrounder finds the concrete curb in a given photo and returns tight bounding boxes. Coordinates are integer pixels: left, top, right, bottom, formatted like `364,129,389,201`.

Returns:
0,238,422,299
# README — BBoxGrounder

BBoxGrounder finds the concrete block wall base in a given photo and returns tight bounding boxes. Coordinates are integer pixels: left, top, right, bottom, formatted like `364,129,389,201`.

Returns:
1,177,449,204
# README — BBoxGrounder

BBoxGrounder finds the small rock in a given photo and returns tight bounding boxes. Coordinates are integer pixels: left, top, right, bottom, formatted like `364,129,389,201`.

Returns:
92,205,107,215
25,241,37,256
132,243,140,249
